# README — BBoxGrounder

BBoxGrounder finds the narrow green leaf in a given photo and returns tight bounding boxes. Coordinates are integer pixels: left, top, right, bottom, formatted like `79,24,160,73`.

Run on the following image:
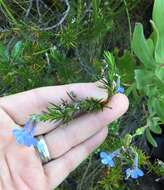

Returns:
146,128,158,147
11,41,24,60
149,124,162,134
0,43,8,62
150,20,159,48
148,117,162,134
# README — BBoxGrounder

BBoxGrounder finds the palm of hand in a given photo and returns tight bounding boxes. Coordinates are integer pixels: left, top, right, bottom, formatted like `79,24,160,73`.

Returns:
0,83,128,190
0,108,47,190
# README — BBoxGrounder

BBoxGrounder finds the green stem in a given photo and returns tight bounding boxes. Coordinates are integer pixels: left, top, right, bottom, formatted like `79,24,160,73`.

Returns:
123,0,132,52
0,0,17,25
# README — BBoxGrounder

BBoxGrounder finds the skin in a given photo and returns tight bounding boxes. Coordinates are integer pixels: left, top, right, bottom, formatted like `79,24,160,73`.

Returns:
0,82,129,190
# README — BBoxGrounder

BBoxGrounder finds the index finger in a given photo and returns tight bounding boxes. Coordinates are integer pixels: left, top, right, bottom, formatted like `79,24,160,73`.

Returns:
0,82,108,125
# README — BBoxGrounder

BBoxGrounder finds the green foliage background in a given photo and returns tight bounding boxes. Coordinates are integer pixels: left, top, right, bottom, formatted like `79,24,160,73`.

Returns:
1,0,164,190
0,0,146,95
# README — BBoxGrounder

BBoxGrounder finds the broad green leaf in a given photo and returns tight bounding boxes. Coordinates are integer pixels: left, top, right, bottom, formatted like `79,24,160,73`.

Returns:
147,117,162,134
11,41,24,60
123,134,132,147
155,66,164,82
153,98,164,122
153,0,164,63
135,69,154,90
134,126,146,137
149,124,162,134
132,23,155,68
146,128,158,147
117,50,135,84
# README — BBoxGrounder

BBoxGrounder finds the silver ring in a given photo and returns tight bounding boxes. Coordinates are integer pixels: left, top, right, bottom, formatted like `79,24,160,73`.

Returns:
35,135,51,164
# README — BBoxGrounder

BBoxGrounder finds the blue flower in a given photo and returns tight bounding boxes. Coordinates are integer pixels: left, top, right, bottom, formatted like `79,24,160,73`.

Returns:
100,149,120,167
116,86,125,94
115,76,124,94
125,167,144,179
12,120,37,147
125,153,144,179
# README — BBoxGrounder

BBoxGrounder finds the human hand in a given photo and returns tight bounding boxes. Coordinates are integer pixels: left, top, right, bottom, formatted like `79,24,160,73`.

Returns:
0,82,129,190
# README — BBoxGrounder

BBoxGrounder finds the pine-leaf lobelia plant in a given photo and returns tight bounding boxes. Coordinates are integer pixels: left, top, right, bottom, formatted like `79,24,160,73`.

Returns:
33,51,124,124
132,0,164,147
12,51,124,147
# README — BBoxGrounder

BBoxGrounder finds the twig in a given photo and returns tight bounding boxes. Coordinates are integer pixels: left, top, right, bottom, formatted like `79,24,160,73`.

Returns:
39,0,70,31
40,0,56,15
25,0,33,18
0,27,10,33
45,52,50,66
77,155,93,190
81,2,92,21
36,0,42,23
123,0,132,52
7,36,16,53
0,6,10,23
75,48,96,78
84,163,103,184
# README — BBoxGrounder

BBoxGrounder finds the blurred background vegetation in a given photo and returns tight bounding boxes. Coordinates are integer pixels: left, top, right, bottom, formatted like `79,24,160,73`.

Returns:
0,0,153,95
1,0,164,190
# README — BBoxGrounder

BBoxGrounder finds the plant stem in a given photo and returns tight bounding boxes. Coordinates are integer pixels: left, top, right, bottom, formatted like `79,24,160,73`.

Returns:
0,0,17,25
123,0,132,52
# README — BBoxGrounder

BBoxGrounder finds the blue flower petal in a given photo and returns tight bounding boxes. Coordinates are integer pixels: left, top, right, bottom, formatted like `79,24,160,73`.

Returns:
125,167,144,179
13,129,25,140
101,158,109,165
100,151,109,158
125,168,131,178
12,118,38,148
13,128,24,135
24,121,31,130
24,120,36,135
116,86,125,94
24,134,37,147
111,149,120,158
136,168,144,177
131,170,138,179
12,128,37,147
107,159,115,167
15,135,25,144
100,151,117,167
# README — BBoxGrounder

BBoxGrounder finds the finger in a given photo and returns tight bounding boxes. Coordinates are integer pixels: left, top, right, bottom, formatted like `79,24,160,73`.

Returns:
0,108,17,146
44,127,108,189
0,82,107,125
43,94,129,158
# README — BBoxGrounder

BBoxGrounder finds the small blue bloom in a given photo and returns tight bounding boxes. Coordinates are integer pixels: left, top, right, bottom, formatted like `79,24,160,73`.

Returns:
100,149,120,167
100,152,115,167
12,120,37,147
125,167,144,179
115,76,124,94
125,153,144,179
116,86,125,94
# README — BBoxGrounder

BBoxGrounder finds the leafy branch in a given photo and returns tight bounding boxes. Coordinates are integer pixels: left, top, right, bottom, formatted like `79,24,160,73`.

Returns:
37,94,105,123
34,51,121,124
